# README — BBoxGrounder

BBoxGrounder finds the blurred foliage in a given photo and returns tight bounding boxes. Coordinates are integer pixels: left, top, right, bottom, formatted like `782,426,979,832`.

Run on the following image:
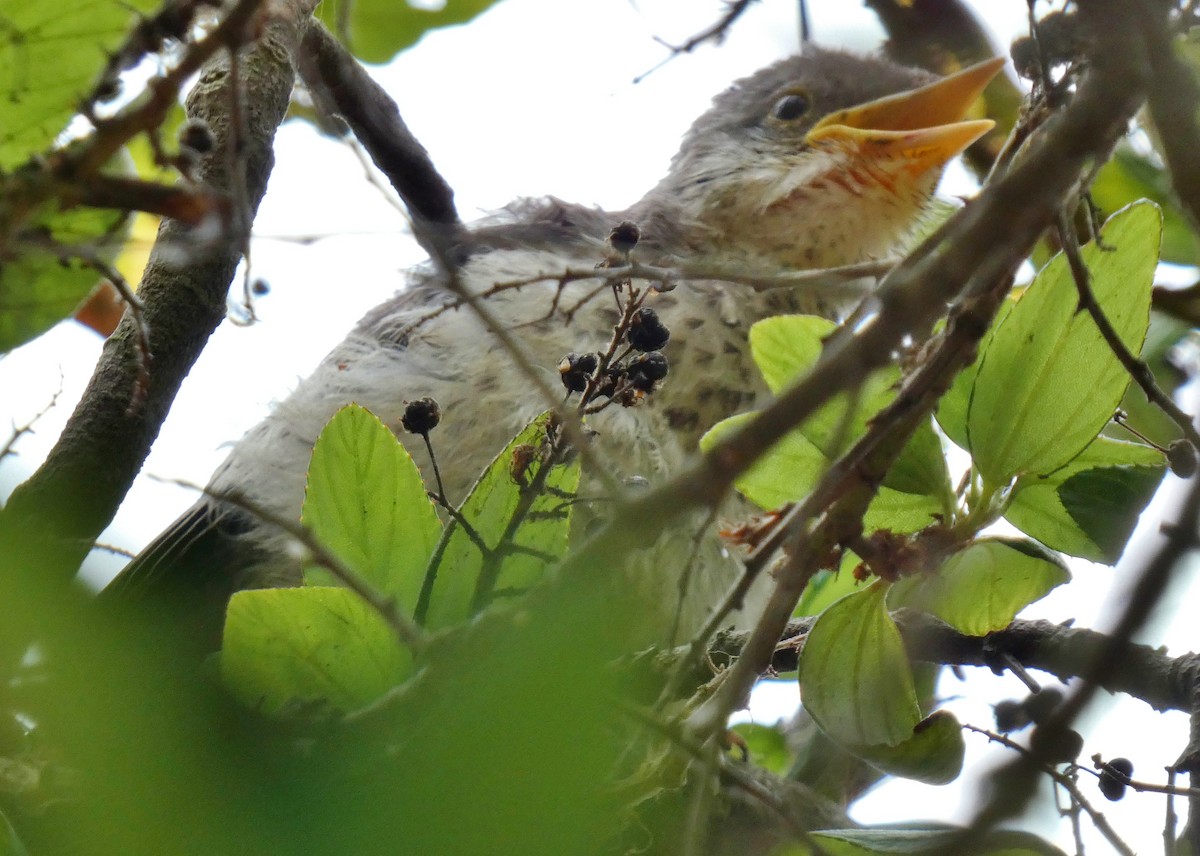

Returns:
0,204,127,352
315,0,503,65
1,2,1199,855
0,0,159,168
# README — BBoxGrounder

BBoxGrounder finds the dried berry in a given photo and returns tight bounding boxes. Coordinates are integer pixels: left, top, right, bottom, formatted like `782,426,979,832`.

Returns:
608,220,640,255
558,352,598,393
594,364,623,398
1098,757,1133,801
251,278,270,296
1024,687,1063,724
1168,439,1197,478
179,119,215,155
401,397,441,434
627,308,670,352
628,351,669,391
993,699,1030,733
1030,724,1082,765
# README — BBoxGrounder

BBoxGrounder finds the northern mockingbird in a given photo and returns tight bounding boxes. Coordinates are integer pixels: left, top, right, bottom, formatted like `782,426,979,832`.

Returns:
105,48,1002,645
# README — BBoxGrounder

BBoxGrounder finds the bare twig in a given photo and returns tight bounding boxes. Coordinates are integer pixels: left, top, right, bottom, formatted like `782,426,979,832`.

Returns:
0,384,64,464
404,258,888,338
653,0,756,55
153,477,427,652
963,725,1136,856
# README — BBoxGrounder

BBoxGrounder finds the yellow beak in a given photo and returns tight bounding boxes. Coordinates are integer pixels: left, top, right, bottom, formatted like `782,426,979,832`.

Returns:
805,56,1006,173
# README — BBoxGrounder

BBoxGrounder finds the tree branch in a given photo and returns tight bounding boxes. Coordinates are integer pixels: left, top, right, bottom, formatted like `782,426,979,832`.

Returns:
0,2,312,584
296,21,459,240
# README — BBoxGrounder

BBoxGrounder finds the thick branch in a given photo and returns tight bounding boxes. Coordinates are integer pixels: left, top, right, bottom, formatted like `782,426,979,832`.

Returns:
297,21,459,236
0,5,308,581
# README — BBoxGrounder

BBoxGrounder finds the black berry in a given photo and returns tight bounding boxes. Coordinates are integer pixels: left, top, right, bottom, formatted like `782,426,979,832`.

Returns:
558,352,598,393
401,397,441,434
1168,440,1197,478
993,699,1030,733
1024,687,1063,724
1030,724,1082,765
608,221,640,255
627,308,670,352
628,351,669,392
1098,757,1133,802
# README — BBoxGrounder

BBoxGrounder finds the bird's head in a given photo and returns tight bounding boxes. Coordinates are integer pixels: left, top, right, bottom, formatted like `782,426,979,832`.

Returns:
639,49,1004,269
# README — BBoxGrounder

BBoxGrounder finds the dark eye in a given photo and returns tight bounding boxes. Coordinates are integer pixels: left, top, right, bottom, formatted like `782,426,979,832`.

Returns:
771,93,810,121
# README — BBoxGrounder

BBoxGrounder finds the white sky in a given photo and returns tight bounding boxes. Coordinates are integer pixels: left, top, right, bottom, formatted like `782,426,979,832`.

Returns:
0,1,1195,851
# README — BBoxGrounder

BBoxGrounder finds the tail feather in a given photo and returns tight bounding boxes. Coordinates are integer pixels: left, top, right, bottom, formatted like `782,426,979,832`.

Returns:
101,501,273,652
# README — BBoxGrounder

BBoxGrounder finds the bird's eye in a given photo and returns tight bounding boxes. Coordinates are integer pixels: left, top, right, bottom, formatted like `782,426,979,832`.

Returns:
771,92,810,122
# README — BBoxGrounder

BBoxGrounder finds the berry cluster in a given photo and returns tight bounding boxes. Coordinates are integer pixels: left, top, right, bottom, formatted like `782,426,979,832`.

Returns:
556,221,672,413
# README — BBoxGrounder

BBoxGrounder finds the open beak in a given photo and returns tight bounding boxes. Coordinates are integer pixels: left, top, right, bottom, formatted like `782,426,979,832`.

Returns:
805,56,1006,173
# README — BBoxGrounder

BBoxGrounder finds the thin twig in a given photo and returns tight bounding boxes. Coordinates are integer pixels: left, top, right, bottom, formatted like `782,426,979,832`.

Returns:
964,724,1137,856
404,258,888,335
152,477,428,653
0,384,64,464
617,699,825,848
1053,212,1200,449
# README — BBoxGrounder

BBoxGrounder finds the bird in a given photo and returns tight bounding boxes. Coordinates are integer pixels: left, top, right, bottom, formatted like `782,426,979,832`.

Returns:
103,48,1003,648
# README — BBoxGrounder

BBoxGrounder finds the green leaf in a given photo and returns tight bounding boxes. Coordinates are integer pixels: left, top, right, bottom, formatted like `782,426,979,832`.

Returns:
1091,146,1199,266
798,580,920,747
788,826,1067,855
890,539,1069,636
420,413,580,630
302,404,442,609
0,0,159,168
221,587,413,715
1007,436,1165,562
700,414,941,534
749,316,949,499
795,554,863,618
857,709,965,785
936,297,1015,450
0,806,29,856
0,204,127,352
315,0,501,64
701,412,827,507
731,722,792,775
966,202,1159,485
750,315,834,396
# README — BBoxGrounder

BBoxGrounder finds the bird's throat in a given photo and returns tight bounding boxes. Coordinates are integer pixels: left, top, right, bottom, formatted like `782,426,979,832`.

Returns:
699,166,937,271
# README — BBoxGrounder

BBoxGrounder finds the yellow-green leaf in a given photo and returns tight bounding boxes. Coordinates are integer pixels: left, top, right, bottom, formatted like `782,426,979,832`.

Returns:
798,580,920,747
420,413,580,629
890,539,1069,636
857,709,965,785
966,202,1159,484
1006,436,1165,562
315,0,501,64
700,414,941,534
221,587,413,715
303,404,442,609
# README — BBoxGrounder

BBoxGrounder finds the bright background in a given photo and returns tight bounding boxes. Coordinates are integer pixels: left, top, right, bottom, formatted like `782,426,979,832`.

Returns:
1,1,1195,851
